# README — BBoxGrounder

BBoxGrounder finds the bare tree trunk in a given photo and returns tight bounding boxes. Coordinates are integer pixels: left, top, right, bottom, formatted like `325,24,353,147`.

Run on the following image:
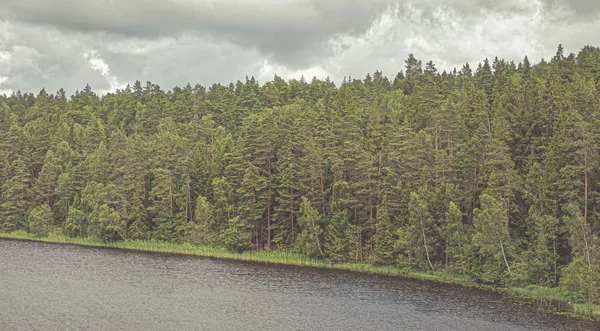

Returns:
267,202,271,249
320,162,325,215
419,218,434,270
583,229,592,270
500,241,511,274
267,157,271,249
445,247,449,269
169,181,173,217
188,178,192,221
290,185,294,235
583,139,591,271
65,200,69,225
255,226,259,251
311,216,324,258
369,192,374,254
584,138,588,225
506,174,511,233
553,240,558,286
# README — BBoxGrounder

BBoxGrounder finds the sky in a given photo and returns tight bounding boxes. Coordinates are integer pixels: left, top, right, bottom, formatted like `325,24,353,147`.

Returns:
0,0,599,95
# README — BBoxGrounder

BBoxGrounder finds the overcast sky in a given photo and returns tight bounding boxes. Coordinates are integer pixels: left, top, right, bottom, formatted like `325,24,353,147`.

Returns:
0,0,599,95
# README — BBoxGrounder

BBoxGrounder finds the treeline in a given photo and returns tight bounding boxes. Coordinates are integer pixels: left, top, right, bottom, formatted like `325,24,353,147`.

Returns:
1,45,600,304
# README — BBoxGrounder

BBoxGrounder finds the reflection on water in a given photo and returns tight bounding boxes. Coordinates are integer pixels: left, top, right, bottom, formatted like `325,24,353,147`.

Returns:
1,239,598,331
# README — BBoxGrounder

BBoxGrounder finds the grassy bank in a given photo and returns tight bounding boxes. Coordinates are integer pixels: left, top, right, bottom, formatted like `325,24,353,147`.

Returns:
0,231,471,283
1,230,598,321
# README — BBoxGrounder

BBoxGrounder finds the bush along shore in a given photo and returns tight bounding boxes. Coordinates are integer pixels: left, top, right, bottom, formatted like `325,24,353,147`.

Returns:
1,231,598,321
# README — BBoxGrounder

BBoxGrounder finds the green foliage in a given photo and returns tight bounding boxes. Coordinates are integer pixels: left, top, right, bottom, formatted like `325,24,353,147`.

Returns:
442,201,469,273
561,256,600,305
28,204,53,237
221,216,252,253
1,157,32,231
1,46,600,310
403,191,437,270
373,198,396,265
295,197,324,258
190,195,217,245
325,211,350,263
472,193,513,284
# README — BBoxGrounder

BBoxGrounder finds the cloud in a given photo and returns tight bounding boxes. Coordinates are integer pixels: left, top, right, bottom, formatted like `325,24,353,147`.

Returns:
0,0,599,94
0,0,391,70
0,20,112,94
0,76,12,95
84,50,123,94
320,0,600,81
545,0,600,17
256,59,331,83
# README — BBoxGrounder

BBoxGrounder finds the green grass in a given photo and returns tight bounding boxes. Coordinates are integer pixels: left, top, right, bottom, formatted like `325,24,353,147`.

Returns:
509,285,573,312
574,303,600,320
0,231,472,284
507,285,599,319
504,285,600,320
1,230,598,321
510,284,571,302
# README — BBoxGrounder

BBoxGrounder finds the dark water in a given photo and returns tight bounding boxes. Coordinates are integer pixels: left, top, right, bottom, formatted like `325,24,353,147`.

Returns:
1,239,599,331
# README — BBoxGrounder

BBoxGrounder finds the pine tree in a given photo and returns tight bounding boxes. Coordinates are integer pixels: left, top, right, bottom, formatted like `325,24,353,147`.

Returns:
190,195,216,245
471,193,513,283
442,201,469,272
1,157,32,231
325,211,350,263
407,191,436,270
221,216,252,253
373,196,396,265
128,178,149,240
295,197,324,258
28,204,53,237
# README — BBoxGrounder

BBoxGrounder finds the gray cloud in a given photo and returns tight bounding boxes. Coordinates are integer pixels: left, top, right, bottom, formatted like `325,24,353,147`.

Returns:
0,0,599,95
0,0,390,69
546,0,600,16
0,21,112,94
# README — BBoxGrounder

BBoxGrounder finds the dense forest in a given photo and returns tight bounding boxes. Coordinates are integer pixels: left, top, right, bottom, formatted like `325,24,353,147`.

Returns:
1,45,599,305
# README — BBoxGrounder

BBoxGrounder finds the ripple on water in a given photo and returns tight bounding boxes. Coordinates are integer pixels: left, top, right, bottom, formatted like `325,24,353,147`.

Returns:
1,239,599,331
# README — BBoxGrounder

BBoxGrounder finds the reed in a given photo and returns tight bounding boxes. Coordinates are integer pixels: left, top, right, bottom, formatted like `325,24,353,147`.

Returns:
572,304,600,318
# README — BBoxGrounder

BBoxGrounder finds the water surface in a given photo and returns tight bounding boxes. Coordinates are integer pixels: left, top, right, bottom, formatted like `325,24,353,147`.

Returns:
1,239,598,331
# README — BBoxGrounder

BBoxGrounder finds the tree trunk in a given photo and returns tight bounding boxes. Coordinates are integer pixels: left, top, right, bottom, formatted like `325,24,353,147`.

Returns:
320,162,325,215
553,239,558,286
500,241,511,274
64,200,69,225
583,228,592,270
419,218,434,270
267,157,271,249
445,245,449,269
255,226,259,251
434,121,439,152
187,178,192,221
506,174,511,233
311,216,324,258
369,192,374,254
169,181,173,217
584,138,588,225
290,185,294,235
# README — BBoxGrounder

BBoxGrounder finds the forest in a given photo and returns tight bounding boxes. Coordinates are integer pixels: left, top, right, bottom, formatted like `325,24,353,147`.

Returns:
1,45,599,306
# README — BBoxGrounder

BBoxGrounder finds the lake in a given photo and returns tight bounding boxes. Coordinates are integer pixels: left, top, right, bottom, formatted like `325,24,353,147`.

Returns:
1,239,598,331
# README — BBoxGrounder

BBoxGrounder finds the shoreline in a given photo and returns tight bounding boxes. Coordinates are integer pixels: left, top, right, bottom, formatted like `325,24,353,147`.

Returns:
1,231,598,322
